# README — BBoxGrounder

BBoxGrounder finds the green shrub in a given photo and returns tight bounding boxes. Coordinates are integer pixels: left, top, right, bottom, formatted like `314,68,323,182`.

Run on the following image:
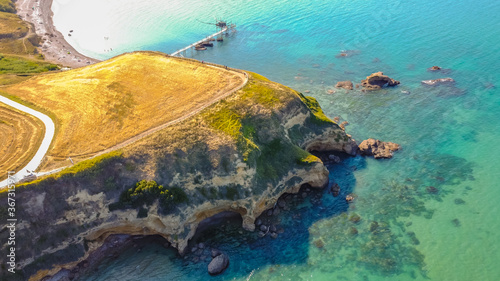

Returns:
114,180,189,212
170,186,188,204
226,185,239,200
137,207,148,218
0,54,60,74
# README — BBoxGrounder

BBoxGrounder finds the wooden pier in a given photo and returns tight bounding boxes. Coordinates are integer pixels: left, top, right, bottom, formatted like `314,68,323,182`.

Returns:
171,20,234,57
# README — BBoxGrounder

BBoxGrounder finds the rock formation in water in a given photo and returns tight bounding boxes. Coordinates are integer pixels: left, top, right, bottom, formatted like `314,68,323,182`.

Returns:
358,138,401,159
208,252,230,275
335,80,354,90
361,72,400,90
428,66,442,71
421,77,455,86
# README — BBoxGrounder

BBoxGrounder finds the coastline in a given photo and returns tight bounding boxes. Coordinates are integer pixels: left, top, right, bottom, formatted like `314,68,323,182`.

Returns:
15,0,101,68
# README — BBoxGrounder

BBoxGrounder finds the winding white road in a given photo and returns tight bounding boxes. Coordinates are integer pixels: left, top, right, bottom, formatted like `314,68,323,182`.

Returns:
0,95,55,188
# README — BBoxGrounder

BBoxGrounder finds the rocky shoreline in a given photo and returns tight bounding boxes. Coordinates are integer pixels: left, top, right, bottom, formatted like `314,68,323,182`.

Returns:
41,141,402,279
15,0,100,68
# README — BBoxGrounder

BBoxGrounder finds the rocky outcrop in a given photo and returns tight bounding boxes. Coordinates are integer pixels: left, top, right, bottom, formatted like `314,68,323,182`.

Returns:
0,72,356,281
421,78,455,86
428,66,441,71
208,253,229,275
335,80,353,90
359,138,401,159
361,72,400,90
335,50,360,58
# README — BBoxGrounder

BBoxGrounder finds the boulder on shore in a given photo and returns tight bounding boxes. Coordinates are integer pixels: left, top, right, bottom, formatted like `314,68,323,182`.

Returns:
421,78,455,86
208,253,229,275
335,80,353,90
358,138,401,159
361,72,400,90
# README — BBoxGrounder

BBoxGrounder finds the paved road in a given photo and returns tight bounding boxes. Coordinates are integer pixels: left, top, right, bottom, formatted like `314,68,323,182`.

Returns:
0,95,55,188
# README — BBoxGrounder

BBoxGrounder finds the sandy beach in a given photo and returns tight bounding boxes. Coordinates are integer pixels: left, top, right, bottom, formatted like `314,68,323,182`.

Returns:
15,0,101,68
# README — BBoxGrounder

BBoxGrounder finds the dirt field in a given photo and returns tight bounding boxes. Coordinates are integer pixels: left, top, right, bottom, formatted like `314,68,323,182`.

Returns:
0,102,44,180
4,52,245,170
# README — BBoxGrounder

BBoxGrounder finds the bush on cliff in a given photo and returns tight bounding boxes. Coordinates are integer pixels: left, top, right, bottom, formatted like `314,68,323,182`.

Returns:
111,180,189,212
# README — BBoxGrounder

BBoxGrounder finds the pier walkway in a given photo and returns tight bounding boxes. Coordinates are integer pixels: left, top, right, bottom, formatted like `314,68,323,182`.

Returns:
171,27,228,57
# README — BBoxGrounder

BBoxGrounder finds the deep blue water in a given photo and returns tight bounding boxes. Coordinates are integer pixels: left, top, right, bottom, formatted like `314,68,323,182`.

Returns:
52,0,500,280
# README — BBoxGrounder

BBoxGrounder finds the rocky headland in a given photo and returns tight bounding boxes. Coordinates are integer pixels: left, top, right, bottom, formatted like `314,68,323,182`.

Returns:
0,69,359,280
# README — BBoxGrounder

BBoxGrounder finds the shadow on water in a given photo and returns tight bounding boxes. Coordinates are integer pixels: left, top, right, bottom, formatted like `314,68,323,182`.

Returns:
81,147,475,281
171,153,364,280
79,154,363,281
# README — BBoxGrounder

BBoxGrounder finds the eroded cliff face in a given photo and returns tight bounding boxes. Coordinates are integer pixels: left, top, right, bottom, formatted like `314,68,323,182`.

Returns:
0,73,355,281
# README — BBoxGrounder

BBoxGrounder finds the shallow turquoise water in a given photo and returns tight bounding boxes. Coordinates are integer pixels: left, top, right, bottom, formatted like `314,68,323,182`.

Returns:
52,0,500,280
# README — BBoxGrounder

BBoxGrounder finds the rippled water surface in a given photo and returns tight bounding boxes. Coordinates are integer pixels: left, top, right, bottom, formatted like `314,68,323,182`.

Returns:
52,0,500,280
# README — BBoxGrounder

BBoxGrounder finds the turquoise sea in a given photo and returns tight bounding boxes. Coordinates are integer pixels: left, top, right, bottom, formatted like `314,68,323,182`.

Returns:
51,0,500,280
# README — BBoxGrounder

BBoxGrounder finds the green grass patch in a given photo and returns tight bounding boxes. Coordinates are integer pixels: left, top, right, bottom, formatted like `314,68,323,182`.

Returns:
204,103,242,139
12,151,124,189
55,150,123,179
0,54,59,74
298,93,334,125
246,71,270,82
240,76,280,108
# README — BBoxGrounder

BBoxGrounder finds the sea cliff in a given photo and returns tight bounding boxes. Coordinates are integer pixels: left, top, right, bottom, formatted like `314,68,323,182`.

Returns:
0,68,356,281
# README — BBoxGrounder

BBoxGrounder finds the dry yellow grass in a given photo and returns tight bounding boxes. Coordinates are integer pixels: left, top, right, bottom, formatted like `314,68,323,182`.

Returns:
4,52,244,169
0,12,37,55
0,102,44,180
0,12,28,38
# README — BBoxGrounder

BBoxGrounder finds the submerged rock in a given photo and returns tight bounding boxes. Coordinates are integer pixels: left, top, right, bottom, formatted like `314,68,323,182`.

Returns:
335,80,354,90
328,154,341,163
349,213,361,223
359,138,401,159
335,50,360,58
428,66,442,71
361,72,400,90
208,253,229,275
370,221,379,232
426,186,438,194
349,227,359,235
421,78,455,86
313,238,325,248
211,249,221,258
330,183,340,197
277,199,286,208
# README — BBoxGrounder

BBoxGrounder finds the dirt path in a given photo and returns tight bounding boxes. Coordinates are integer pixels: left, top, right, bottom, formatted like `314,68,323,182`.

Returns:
33,66,248,179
